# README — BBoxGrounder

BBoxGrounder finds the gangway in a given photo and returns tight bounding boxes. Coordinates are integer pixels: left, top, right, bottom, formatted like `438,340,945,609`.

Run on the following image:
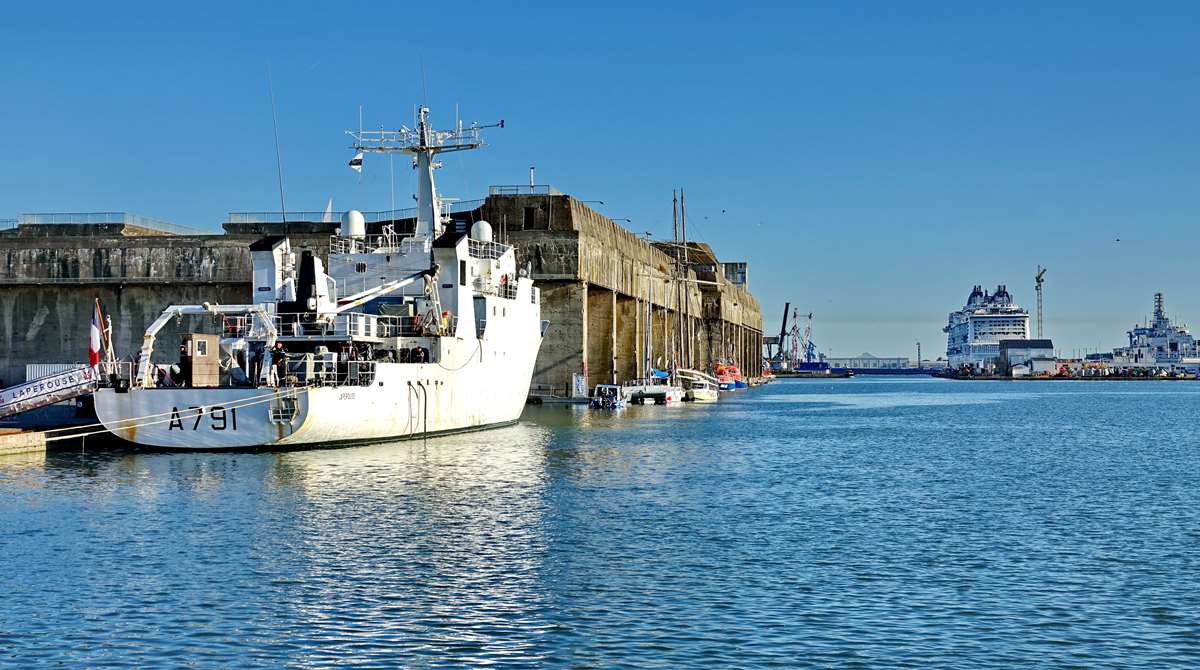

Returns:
0,366,98,419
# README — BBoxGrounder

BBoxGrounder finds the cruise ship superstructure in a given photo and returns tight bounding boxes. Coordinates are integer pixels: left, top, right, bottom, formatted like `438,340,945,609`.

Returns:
93,107,546,449
944,284,1030,370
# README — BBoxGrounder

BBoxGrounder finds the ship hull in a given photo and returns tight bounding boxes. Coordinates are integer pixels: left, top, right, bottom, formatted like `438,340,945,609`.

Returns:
94,336,541,450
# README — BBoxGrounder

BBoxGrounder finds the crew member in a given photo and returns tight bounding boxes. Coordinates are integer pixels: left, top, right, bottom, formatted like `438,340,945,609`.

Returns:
268,341,288,387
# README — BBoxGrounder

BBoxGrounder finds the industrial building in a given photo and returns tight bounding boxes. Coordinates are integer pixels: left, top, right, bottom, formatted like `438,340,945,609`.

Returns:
998,339,1056,376
825,353,908,370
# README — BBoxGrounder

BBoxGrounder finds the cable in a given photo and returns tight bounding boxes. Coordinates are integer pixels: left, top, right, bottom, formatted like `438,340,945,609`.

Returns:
415,381,428,448
434,337,483,372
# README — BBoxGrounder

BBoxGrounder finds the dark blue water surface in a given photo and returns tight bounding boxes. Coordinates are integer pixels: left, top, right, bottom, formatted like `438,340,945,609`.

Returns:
3,378,1200,668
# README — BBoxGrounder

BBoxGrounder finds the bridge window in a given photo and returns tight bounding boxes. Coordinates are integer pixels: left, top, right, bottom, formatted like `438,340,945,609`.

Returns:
459,260,466,286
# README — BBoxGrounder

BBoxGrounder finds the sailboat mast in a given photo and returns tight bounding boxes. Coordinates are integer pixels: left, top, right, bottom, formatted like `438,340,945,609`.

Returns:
673,191,683,371
680,189,690,368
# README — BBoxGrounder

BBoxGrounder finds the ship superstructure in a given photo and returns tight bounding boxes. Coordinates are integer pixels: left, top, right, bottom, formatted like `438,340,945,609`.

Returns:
944,284,1030,370
92,107,546,449
1110,292,1198,369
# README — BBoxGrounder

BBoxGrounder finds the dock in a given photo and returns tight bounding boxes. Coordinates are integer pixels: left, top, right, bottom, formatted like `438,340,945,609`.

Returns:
0,428,46,456
0,191,763,405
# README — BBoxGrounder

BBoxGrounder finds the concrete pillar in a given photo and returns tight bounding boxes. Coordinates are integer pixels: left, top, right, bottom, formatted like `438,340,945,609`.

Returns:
634,298,643,379
651,306,665,371
615,294,638,383
586,285,614,391
532,281,587,396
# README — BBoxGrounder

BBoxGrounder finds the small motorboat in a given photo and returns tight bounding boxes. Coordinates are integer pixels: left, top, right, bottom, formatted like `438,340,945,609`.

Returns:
589,384,627,410
677,368,720,403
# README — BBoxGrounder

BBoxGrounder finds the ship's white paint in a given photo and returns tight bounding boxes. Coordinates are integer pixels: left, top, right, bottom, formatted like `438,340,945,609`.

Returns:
93,106,545,450
94,316,541,448
943,284,1030,370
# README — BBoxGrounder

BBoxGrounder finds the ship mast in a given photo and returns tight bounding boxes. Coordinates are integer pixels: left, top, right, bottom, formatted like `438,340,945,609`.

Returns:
347,108,503,242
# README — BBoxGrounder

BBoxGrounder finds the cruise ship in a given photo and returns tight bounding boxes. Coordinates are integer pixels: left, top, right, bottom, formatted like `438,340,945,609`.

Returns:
1110,293,1198,369
944,285,1030,370
92,107,547,449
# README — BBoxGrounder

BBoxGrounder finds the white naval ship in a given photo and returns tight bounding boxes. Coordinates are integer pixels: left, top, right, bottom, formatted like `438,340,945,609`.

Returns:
1110,292,1198,369
93,107,547,449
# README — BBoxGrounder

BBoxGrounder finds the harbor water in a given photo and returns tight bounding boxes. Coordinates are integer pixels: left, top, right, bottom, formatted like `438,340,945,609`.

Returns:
2,378,1199,667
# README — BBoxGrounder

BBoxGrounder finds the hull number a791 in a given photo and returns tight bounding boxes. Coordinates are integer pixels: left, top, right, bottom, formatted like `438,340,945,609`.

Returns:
168,406,238,431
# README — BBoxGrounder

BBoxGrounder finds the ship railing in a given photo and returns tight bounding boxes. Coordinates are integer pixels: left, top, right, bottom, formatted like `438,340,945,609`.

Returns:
621,377,673,388
468,239,510,260
16,212,199,235
377,314,458,338
228,200,486,226
472,275,518,299
97,360,137,386
328,224,422,255
271,312,389,339
488,185,562,196
286,357,376,388
330,233,406,254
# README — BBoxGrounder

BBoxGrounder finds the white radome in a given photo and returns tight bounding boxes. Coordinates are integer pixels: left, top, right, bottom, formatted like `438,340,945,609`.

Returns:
340,209,366,238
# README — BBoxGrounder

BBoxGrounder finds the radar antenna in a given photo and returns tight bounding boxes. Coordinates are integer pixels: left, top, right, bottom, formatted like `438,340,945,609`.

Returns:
347,107,503,240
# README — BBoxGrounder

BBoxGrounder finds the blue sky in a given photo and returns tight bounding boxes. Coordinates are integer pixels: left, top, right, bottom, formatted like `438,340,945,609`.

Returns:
3,2,1198,358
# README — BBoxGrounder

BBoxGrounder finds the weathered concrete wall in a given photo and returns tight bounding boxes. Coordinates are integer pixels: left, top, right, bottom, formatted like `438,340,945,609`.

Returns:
488,194,763,392
615,295,638,382
531,281,586,396
0,232,330,283
0,229,330,385
585,285,615,389
0,284,249,385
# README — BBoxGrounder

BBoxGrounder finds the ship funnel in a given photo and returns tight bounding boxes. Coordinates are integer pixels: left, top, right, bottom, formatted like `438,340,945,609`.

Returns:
340,209,366,237
470,220,494,243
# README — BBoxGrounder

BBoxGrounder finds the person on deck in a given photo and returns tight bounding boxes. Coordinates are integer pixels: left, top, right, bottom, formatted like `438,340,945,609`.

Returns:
268,341,288,387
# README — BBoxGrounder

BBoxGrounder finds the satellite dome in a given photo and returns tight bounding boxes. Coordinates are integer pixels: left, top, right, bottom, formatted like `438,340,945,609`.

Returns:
470,220,493,243
340,209,366,237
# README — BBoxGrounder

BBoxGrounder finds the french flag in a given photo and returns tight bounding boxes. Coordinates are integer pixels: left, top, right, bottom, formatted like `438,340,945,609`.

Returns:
89,300,103,368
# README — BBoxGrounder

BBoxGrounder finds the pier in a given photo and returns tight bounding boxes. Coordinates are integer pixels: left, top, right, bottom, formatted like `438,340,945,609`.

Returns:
0,192,762,399
0,428,46,456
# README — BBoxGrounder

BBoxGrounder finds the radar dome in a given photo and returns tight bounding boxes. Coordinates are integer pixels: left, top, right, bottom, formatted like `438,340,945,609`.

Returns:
340,209,366,237
470,220,494,243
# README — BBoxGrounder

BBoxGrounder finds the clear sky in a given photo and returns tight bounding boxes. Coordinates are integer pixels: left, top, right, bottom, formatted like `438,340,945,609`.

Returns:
3,2,1198,359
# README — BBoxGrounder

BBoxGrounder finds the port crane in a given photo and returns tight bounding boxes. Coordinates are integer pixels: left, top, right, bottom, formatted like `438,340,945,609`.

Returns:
767,304,821,371
798,311,817,364
1035,266,1046,338
766,302,790,362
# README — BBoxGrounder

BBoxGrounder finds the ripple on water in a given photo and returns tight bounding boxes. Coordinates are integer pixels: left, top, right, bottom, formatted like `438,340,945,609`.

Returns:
2,379,1200,667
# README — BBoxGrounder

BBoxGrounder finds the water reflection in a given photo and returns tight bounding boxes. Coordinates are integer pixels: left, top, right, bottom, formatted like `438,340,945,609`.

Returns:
3,421,560,667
